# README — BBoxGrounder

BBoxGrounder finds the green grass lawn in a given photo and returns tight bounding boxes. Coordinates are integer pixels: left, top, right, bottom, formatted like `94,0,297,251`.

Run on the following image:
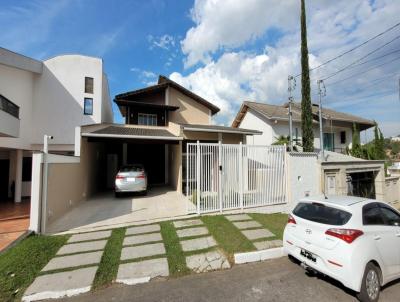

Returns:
249,213,288,240
0,234,68,302
201,216,256,259
0,213,288,300
92,228,125,289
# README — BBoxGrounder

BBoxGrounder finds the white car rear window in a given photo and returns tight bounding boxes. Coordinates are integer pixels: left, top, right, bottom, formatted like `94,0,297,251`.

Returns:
293,202,352,226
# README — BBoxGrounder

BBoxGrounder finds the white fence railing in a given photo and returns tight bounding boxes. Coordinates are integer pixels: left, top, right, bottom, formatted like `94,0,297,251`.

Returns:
186,142,287,214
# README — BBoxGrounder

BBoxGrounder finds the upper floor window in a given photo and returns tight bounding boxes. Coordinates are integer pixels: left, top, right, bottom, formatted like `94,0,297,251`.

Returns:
84,98,93,115
138,113,157,126
85,77,94,94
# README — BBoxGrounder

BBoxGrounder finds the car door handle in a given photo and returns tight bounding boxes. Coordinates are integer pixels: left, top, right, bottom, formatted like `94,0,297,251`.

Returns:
373,235,381,240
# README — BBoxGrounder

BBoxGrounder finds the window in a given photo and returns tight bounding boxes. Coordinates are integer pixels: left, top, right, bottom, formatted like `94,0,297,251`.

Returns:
293,202,352,225
138,113,157,126
363,203,384,225
85,77,94,94
379,206,400,226
340,131,346,144
84,98,93,115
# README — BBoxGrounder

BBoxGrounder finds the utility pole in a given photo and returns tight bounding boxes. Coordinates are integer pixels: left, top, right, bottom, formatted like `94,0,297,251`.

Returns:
317,80,326,160
288,75,296,151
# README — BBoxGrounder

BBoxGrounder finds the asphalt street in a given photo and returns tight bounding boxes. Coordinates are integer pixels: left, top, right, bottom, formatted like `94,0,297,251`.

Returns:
56,257,400,302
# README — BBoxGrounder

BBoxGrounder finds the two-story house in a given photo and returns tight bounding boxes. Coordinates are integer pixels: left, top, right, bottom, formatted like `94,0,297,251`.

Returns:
77,75,260,195
0,47,113,205
232,101,375,152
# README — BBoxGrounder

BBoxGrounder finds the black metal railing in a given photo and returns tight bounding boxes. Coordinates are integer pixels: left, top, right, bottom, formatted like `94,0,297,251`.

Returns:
0,95,19,118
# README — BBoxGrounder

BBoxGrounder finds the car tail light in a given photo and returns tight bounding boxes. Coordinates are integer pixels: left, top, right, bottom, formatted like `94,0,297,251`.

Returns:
115,174,125,180
325,228,363,244
287,214,296,224
137,172,145,179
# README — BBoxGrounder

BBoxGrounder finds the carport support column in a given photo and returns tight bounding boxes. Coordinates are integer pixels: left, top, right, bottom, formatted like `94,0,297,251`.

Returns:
122,143,127,165
14,149,23,203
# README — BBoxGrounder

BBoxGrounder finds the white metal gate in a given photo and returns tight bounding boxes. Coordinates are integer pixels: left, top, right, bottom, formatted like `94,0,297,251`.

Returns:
186,142,287,214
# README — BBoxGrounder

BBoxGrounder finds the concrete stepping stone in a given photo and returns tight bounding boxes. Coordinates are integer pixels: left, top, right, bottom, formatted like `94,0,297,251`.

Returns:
121,243,165,261
23,267,98,302
242,229,274,240
68,230,111,243
126,224,160,236
225,214,252,222
42,251,103,272
254,240,283,251
57,240,107,255
180,236,217,252
116,258,169,285
233,220,262,230
176,226,208,238
123,233,162,246
186,251,230,273
173,219,203,228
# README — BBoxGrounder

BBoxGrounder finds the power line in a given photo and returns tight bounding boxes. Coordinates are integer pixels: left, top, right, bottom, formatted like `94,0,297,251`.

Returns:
294,21,400,78
321,34,400,81
325,54,400,87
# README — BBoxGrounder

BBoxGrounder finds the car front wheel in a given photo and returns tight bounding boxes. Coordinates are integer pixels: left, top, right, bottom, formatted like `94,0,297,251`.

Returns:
357,262,381,302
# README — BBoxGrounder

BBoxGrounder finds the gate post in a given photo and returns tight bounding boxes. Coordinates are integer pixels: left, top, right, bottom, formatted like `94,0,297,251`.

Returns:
239,142,244,212
218,140,222,213
196,141,201,215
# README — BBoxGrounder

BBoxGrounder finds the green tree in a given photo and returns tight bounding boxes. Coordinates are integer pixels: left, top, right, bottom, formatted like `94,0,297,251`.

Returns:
300,0,314,152
349,123,363,158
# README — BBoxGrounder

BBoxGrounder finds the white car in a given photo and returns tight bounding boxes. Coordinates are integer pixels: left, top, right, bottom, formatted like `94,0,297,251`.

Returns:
283,195,400,302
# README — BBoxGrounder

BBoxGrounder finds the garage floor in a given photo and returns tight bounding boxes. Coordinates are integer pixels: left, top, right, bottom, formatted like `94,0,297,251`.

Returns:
47,187,193,234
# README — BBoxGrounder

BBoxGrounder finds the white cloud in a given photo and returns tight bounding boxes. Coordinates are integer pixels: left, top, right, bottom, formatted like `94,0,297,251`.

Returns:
181,0,299,67
174,0,400,136
148,34,175,50
130,68,158,86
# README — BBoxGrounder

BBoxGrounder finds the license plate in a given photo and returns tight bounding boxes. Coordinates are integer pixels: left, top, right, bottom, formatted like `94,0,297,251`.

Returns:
126,177,135,182
300,249,316,262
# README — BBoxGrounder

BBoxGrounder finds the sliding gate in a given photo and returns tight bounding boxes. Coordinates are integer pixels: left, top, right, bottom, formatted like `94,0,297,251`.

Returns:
186,142,287,214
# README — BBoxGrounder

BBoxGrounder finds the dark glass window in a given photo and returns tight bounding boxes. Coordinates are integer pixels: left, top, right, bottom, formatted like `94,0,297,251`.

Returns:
22,157,32,182
379,206,400,226
340,131,346,144
293,202,352,225
363,203,384,225
85,77,94,94
84,98,93,115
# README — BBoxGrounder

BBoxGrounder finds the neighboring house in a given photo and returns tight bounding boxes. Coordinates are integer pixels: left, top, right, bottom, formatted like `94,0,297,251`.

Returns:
76,75,260,194
391,135,400,142
232,101,375,152
0,47,113,203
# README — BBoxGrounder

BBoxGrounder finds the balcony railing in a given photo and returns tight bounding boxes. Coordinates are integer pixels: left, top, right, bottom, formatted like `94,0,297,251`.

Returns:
0,95,19,119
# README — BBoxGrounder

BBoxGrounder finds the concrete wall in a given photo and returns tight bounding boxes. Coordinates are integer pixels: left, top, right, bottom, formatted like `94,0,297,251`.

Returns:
385,176,400,203
287,152,321,211
168,86,211,125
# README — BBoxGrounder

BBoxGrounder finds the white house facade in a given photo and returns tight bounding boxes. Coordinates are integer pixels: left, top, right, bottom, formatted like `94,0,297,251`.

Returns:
232,101,374,153
0,47,113,203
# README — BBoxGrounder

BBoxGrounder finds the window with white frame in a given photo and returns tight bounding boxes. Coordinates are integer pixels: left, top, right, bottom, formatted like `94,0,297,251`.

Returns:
138,113,157,126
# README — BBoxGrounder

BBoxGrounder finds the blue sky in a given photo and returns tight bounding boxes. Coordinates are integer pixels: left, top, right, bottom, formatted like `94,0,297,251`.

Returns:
1,0,399,139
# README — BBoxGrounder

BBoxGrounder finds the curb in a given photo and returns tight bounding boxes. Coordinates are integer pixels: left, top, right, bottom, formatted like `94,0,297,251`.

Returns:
234,247,285,264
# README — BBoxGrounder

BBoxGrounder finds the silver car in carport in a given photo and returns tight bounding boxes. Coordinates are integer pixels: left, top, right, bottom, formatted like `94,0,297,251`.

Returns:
115,164,147,197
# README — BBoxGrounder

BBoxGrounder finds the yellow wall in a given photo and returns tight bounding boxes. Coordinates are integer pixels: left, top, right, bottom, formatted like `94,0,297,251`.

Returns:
168,86,210,125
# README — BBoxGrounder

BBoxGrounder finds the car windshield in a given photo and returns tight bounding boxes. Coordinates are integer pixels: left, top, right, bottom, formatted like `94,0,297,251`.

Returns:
119,165,144,172
293,202,352,226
